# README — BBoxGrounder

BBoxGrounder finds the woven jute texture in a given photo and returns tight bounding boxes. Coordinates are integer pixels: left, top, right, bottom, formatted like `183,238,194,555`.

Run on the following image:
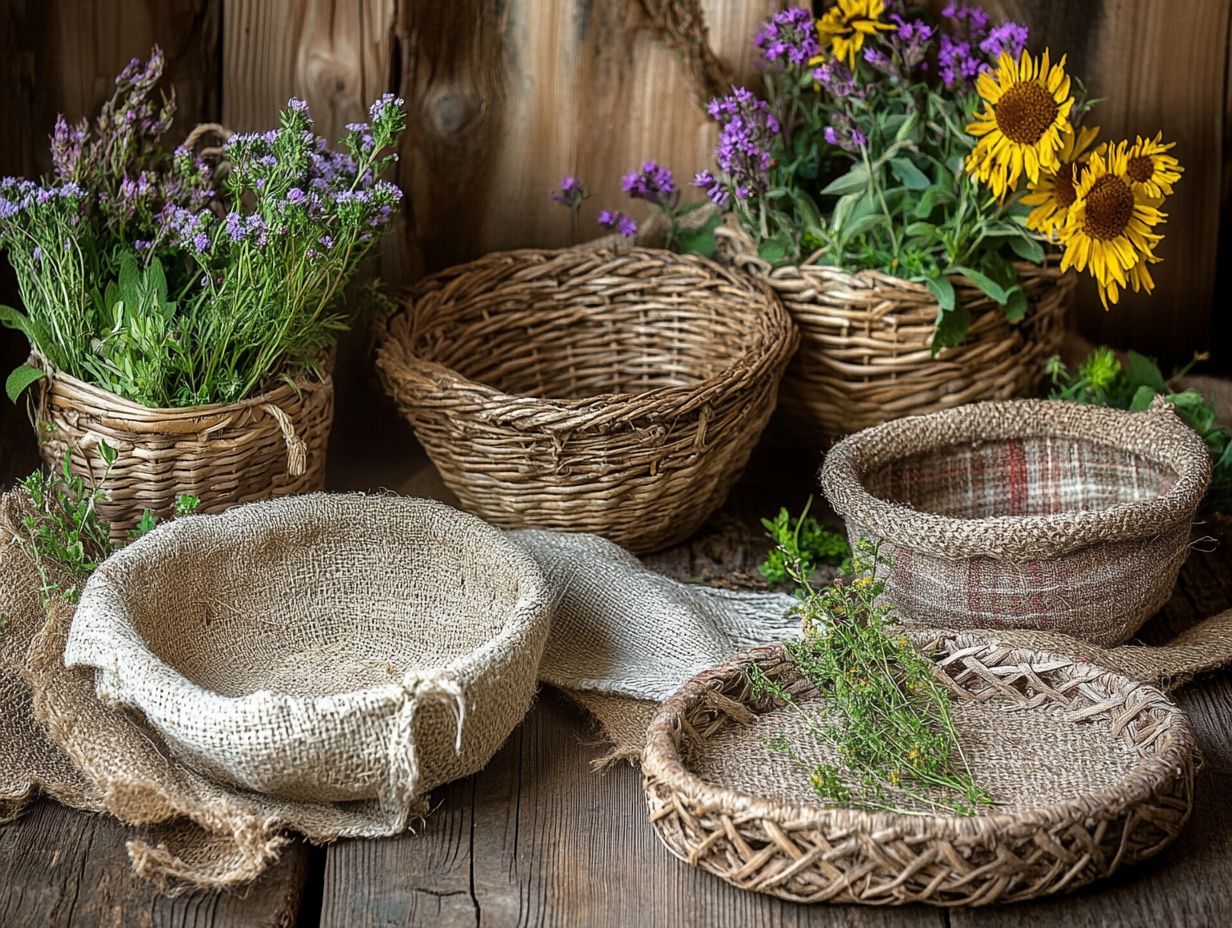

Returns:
642,636,1198,906
719,227,1072,438
821,397,1212,645
375,247,798,553
65,493,552,819
32,360,333,541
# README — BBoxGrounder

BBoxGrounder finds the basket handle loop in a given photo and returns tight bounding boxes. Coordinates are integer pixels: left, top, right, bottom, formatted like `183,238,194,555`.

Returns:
260,403,307,476
382,671,467,826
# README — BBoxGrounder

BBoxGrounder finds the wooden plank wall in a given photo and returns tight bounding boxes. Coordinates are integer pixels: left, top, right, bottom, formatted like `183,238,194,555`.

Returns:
2,0,1231,474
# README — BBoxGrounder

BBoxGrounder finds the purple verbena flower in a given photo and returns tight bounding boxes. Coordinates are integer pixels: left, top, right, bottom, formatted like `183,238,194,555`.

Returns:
980,21,1029,60
692,169,730,208
549,175,587,208
754,7,820,70
597,209,638,239
622,161,677,208
705,86,780,201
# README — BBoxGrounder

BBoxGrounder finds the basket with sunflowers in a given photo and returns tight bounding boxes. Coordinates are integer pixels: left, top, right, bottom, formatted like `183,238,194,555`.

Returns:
705,1,1181,437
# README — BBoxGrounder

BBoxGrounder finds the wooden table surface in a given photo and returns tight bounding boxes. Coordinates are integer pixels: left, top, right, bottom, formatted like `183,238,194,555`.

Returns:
2,434,1231,928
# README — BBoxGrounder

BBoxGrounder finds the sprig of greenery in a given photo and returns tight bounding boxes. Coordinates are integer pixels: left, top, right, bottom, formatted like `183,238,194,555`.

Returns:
759,497,849,584
15,442,201,602
746,538,991,816
1047,349,1232,514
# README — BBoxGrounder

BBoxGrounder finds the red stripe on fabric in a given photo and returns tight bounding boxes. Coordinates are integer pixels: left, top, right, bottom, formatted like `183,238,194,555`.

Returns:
1007,439,1027,516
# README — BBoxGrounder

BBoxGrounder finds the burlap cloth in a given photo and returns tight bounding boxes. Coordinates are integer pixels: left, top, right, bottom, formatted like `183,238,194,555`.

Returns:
3,490,1232,890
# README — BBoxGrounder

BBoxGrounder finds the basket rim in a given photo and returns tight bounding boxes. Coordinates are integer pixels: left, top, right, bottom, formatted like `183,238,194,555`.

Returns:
376,245,798,425
819,397,1212,560
32,355,332,424
65,493,551,717
641,635,1196,842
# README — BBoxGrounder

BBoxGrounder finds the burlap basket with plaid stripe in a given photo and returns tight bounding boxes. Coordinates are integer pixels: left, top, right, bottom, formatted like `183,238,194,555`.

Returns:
820,397,1212,645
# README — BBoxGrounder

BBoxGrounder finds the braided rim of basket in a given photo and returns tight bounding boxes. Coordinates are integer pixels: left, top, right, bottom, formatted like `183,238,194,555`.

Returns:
819,397,1212,561
642,635,1196,843
376,246,798,428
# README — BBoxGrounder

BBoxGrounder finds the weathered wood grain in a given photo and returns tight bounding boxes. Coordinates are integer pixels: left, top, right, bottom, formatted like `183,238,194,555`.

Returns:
0,800,308,928
977,0,1230,366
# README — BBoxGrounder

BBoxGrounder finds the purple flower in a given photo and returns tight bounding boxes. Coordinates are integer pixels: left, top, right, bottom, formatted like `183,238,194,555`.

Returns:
814,61,859,99
368,92,405,125
891,17,935,70
192,232,209,253
942,3,990,39
549,175,587,208
980,21,1028,60
286,187,306,204
692,169,730,208
705,87,780,201
50,115,86,180
863,46,892,73
224,211,245,242
824,126,840,146
622,161,677,207
32,246,42,262
597,209,638,239
754,7,820,70
134,240,151,251
938,35,986,87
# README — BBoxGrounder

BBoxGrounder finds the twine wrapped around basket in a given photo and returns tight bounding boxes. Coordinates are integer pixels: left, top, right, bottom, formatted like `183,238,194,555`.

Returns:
820,397,1212,645
720,227,1073,438
643,636,1196,906
376,247,798,553
32,361,333,540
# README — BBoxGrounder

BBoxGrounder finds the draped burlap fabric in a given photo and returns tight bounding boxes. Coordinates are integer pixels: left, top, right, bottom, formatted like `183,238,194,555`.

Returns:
821,398,1212,645
3,488,1232,890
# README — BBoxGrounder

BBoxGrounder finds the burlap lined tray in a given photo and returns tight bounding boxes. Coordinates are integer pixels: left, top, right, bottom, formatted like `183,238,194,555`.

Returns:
643,637,1197,906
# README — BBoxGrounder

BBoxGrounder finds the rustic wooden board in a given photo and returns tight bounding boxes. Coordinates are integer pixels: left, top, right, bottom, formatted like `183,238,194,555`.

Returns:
0,800,309,928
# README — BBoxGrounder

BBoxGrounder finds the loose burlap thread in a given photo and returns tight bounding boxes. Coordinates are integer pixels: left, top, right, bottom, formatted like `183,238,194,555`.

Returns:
3,490,1232,891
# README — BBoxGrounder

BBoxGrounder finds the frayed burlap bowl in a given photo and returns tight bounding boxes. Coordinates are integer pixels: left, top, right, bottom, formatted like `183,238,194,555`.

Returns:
375,247,797,553
820,398,1212,645
643,636,1197,906
64,493,551,816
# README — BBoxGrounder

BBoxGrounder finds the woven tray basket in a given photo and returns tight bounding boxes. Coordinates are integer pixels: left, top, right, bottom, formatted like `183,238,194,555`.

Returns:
643,636,1196,906
376,247,797,553
32,362,333,541
65,493,551,820
721,228,1072,438
820,398,1212,645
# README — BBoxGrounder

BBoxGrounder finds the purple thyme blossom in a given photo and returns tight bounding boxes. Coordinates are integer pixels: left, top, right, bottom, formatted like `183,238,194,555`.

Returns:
597,209,638,238
318,234,334,249
813,61,859,99
754,7,820,70
286,187,306,204
942,3,990,39
32,246,42,261
368,92,405,125
706,86,781,200
863,46,892,74
225,211,245,242
938,35,986,87
192,231,209,252
622,161,677,208
692,169,730,208
134,240,151,251
891,17,935,71
824,117,868,154
549,175,587,208
980,21,1028,59
50,116,87,180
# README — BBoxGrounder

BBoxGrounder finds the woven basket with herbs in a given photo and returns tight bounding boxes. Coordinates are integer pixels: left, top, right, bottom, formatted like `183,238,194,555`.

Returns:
0,50,405,531
689,4,1182,438
376,247,796,553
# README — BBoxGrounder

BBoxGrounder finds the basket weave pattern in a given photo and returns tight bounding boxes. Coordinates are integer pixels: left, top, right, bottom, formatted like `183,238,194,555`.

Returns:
35,366,333,539
723,230,1073,437
376,248,797,552
820,399,1211,645
642,637,1196,906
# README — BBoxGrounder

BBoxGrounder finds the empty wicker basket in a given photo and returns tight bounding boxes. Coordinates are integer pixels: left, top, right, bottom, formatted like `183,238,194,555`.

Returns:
721,227,1073,438
33,362,333,541
643,637,1196,906
820,397,1212,645
376,247,797,553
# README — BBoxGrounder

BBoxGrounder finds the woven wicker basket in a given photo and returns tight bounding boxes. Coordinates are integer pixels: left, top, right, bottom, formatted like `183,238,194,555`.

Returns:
643,636,1196,906
820,397,1212,645
376,247,797,553
33,363,333,541
721,229,1073,438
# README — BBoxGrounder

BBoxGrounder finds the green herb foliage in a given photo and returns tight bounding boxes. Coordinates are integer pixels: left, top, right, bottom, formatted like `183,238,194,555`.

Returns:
1047,348,1232,514
15,443,200,602
746,539,991,815
759,498,849,584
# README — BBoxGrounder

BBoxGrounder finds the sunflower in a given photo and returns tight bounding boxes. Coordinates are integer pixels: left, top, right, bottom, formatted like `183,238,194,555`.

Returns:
965,49,1074,199
1059,143,1166,308
810,0,894,70
1124,132,1183,198
1021,124,1101,237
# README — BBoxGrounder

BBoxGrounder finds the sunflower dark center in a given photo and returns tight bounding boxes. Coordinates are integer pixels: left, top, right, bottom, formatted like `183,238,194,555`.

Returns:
1053,164,1078,208
1083,174,1135,240
1127,155,1156,183
995,82,1059,144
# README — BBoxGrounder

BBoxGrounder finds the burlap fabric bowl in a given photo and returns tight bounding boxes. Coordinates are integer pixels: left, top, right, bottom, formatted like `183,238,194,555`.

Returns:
643,636,1196,906
63,493,551,817
375,247,797,553
819,398,1212,645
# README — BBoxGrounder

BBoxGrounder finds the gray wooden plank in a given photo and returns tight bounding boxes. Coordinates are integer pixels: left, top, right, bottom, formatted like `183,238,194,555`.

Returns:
0,800,309,928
